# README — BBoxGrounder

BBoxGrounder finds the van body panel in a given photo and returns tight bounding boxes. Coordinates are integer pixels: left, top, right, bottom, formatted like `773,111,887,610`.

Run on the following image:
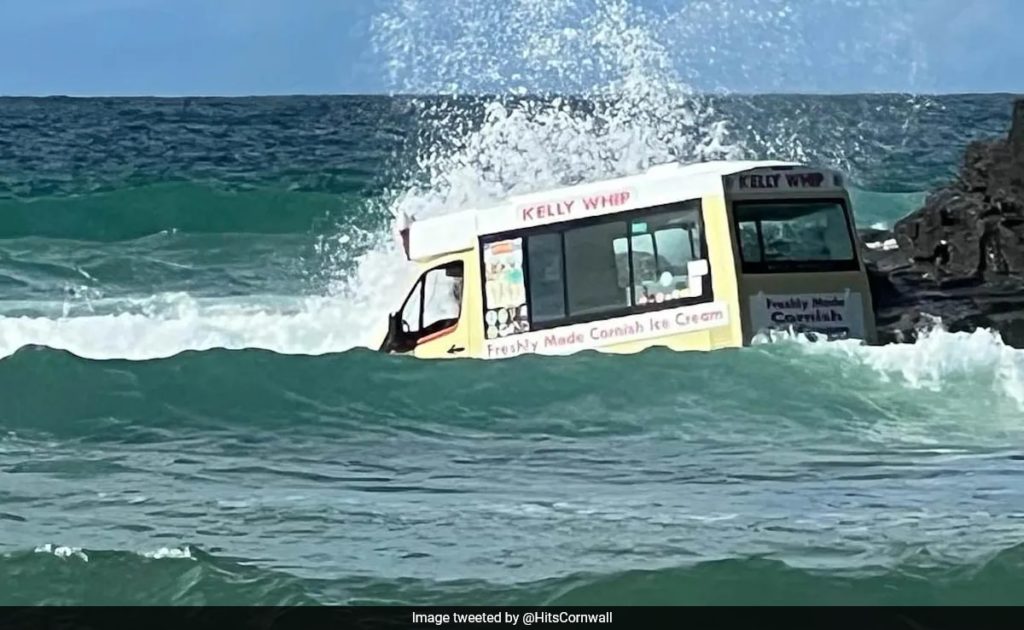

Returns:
700,191,745,350
735,271,876,344
480,300,731,359
403,160,798,260
412,250,479,360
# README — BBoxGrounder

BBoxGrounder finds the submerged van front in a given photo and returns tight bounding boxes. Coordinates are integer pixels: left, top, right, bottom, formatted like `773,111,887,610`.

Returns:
724,167,876,345
378,160,876,360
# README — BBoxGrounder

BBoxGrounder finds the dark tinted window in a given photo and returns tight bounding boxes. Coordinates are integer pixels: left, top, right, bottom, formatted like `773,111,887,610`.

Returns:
735,201,855,268
564,221,630,316
527,233,566,324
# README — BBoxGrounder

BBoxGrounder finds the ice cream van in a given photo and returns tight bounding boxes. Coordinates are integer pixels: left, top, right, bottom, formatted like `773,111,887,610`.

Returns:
377,160,877,359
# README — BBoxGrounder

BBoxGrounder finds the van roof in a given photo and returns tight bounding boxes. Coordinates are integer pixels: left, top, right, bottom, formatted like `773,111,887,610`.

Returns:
401,159,843,262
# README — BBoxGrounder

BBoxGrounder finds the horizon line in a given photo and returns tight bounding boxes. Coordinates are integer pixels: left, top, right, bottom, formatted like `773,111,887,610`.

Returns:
0,90,1022,100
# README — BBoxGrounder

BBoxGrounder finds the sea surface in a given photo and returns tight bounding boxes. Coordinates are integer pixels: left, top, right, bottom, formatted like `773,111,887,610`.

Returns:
1,90,1024,606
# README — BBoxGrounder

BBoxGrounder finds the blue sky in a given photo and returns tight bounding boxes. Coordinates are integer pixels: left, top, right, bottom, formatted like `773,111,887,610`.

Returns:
0,0,1020,96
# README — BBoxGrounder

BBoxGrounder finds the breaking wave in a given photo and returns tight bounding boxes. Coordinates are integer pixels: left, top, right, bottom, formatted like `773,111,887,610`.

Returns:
7,543,1024,605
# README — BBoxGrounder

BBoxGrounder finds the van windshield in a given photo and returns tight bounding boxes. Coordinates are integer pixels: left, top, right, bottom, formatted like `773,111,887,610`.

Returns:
733,200,858,273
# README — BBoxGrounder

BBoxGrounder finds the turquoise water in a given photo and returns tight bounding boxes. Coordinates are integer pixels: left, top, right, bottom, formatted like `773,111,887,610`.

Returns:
1,91,1023,605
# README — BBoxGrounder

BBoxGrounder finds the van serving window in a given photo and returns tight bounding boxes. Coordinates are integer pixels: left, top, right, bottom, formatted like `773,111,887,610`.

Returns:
480,200,711,337
733,200,859,273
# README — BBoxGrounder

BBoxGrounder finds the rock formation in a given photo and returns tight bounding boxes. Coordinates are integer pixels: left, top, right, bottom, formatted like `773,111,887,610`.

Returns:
861,98,1024,346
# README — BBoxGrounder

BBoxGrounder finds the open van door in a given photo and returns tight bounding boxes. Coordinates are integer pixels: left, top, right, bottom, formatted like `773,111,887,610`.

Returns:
379,260,471,358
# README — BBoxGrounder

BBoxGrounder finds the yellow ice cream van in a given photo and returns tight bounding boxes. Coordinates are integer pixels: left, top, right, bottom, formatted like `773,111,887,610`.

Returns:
377,160,877,359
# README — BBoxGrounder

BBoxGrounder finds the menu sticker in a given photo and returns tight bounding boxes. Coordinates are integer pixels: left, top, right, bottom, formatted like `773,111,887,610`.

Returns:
483,239,529,338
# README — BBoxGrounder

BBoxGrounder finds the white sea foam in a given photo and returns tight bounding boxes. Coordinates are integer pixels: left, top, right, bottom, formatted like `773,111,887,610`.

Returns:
30,544,195,561
6,290,1021,411
837,328,1024,408
766,325,1024,409
864,238,898,251
34,544,88,562
0,293,371,360
142,546,194,560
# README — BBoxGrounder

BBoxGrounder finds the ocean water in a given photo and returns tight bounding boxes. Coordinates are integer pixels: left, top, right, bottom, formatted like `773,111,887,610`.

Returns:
3,0,1024,605
2,92,1023,606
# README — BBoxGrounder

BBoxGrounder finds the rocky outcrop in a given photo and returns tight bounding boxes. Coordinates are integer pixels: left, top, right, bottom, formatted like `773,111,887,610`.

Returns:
861,98,1024,346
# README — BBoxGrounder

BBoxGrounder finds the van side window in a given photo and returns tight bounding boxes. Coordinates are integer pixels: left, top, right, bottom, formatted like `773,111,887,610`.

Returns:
423,265,463,329
734,200,858,273
527,233,566,325
656,227,696,268
565,222,630,316
480,200,710,334
619,211,703,306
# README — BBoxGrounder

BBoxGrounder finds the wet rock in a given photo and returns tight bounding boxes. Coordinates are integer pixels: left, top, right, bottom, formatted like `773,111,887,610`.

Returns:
861,98,1024,346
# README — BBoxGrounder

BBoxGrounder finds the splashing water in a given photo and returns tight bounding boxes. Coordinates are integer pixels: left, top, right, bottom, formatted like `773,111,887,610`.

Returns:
300,0,1024,411
756,325,1024,413
320,0,931,340
0,0,974,373
367,0,932,215
316,0,749,346
371,0,741,219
